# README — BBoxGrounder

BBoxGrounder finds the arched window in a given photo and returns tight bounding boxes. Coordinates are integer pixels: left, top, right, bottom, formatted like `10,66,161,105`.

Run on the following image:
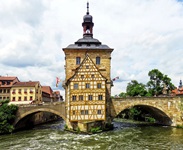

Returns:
96,57,100,65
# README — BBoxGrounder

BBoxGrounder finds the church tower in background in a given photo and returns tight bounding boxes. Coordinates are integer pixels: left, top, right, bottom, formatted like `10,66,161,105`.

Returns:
63,2,113,132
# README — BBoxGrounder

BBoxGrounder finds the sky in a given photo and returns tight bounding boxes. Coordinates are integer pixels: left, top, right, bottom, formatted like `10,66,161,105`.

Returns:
0,0,183,97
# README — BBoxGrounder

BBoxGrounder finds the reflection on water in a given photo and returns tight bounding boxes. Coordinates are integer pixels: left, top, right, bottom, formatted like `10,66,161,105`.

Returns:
0,120,183,150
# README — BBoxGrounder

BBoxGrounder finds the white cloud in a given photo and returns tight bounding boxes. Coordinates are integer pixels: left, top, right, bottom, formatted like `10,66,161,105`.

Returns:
0,0,183,97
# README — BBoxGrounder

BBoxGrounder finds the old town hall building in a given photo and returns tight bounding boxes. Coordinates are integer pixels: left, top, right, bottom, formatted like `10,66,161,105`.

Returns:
63,3,113,131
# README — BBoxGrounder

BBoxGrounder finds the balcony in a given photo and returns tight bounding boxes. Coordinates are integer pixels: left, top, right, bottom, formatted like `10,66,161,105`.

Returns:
12,92,16,94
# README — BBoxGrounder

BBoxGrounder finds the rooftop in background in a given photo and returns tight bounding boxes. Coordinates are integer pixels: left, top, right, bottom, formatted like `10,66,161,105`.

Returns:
12,81,40,87
42,86,53,95
0,76,18,81
0,76,19,87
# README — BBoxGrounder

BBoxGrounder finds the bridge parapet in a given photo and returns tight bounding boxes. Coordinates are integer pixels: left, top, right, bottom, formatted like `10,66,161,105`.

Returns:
112,96,181,101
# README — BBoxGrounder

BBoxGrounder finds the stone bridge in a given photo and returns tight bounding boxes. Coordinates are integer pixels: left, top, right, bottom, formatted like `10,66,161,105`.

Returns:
111,97,183,126
14,97,183,127
14,102,66,126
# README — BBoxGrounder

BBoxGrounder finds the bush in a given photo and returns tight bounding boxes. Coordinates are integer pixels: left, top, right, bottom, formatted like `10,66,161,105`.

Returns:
0,100,18,134
90,126,102,134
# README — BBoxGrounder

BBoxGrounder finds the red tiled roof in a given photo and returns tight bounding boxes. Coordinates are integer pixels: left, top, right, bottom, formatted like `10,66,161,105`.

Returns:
42,86,53,95
0,76,18,81
13,81,40,87
172,87,183,95
54,91,60,94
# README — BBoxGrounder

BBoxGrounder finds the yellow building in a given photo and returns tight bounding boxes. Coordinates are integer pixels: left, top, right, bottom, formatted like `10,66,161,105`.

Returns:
0,76,19,101
10,81,42,105
63,3,113,131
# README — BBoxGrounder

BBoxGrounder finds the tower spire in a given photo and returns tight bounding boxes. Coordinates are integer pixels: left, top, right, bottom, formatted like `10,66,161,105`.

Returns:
87,2,89,15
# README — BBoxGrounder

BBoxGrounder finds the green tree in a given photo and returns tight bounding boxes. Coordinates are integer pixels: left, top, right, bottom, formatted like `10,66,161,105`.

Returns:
147,69,175,96
0,100,18,134
126,80,147,97
118,92,127,98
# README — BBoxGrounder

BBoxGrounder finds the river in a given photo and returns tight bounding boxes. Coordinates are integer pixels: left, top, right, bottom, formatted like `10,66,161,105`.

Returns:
0,120,183,150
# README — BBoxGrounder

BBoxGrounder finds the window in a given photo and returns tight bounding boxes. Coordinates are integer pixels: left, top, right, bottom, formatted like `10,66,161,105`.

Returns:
12,97,15,101
30,89,33,94
81,75,84,79
86,65,89,69
85,110,88,115
3,97,6,99
81,110,88,115
12,89,16,94
18,89,21,94
88,95,93,100
91,74,94,78
24,96,27,101
24,89,27,94
72,95,77,101
7,81,10,85
30,96,33,100
79,95,83,101
7,89,10,93
3,89,6,93
76,57,81,65
97,83,101,89
86,83,90,89
98,95,103,100
0,97,2,100
73,110,76,115
0,89,2,93
74,83,78,89
97,110,102,114
96,57,100,65
81,110,85,115
18,97,21,101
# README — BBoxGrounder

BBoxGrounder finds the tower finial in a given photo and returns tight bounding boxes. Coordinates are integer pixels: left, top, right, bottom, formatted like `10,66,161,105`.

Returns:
87,2,89,15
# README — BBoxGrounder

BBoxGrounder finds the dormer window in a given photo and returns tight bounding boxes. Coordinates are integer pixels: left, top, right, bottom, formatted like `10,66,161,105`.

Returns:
96,57,100,65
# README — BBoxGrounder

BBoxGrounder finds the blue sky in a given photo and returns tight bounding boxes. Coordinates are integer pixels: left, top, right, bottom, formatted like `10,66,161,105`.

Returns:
0,0,183,96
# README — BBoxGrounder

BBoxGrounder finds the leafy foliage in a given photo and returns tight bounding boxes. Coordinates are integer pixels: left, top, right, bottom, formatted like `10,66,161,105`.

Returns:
147,69,175,96
119,69,175,97
0,100,18,134
128,107,141,120
118,92,127,98
126,80,148,97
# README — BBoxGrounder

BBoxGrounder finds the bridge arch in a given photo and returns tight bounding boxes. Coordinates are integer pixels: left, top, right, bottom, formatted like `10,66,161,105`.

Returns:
14,108,66,126
113,102,173,126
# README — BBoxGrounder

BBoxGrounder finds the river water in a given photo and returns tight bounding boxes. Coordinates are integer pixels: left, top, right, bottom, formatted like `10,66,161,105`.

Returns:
0,120,183,150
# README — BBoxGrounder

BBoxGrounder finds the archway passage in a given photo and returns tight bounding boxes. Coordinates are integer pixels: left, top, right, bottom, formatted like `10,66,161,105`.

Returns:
115,105,172,126
14,108,66,130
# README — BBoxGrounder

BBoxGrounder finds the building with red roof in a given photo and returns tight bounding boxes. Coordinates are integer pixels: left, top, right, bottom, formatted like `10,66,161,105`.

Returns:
0,76,19,100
